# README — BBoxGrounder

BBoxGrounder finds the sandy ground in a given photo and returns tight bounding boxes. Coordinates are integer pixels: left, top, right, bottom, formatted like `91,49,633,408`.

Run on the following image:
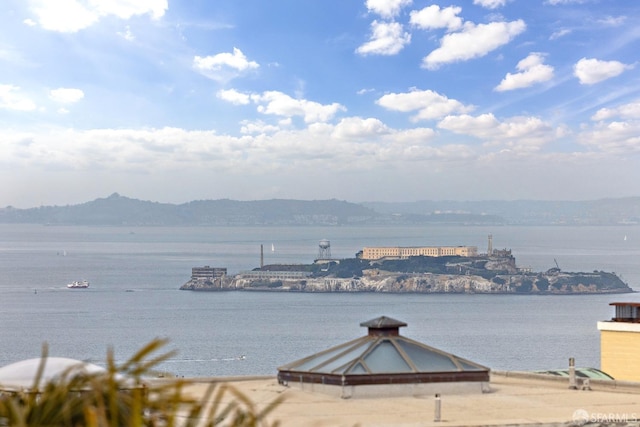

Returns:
172,372,640,427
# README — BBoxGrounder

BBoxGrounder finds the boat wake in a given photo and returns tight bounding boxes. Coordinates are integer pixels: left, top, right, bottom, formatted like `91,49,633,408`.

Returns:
163,356,247,363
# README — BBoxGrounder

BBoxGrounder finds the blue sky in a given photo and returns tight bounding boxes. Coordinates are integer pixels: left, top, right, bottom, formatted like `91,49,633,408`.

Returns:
1,0,639,207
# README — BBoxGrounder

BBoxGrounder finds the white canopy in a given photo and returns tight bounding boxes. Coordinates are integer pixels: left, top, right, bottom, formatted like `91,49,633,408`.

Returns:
0,357,106,391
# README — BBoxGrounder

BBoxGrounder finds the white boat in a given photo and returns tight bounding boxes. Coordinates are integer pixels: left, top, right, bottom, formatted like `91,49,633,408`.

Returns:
67,280,90,289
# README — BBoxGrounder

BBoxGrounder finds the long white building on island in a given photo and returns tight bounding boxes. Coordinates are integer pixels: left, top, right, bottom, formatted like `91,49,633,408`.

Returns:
360,245,477,261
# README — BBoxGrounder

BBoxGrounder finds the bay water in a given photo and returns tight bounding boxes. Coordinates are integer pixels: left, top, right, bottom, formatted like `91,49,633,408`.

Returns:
1,224,639,378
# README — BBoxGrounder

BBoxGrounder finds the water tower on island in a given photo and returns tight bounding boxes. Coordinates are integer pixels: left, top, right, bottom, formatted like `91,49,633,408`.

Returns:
317,239,332,260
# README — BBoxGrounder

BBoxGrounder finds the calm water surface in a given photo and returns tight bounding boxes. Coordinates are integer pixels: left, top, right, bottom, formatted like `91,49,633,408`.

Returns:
1,224,639,377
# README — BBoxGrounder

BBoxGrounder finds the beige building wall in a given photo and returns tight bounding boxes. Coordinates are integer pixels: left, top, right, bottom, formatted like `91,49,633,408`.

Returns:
361,246,477,260
597,321,640,382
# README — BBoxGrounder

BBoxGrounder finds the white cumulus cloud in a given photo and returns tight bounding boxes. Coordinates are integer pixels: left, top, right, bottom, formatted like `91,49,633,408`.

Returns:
591,101,640,121
376,88,474,121
239,120,281,135
365,0,412,19
217,89,251,105
49,87,84,104
422,20,526,69
218,89,345,123
473,0,508,9
27,0,167,33
439,113,499,135
391,127,437,144
0,84,37,111
495,53,554,91
573,58,633,85
331,117,390,139
409,5,463,32
579,121,640,154
89,0,167,20
438,113,554,152
193,48,259,83
356,20,411,56
252,91,346,124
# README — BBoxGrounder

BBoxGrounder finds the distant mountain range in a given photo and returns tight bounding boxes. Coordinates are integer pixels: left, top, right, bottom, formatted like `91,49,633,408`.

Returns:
1,193,640,226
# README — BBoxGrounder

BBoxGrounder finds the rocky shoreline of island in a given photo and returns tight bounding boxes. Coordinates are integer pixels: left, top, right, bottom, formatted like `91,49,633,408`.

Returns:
180,261,634,295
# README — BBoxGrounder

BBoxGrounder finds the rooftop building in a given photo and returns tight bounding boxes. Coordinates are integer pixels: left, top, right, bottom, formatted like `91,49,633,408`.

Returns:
277,316,489,398
597,302,640,382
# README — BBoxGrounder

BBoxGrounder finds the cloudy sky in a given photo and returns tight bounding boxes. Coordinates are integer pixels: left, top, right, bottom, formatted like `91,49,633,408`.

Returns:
1,0,639,207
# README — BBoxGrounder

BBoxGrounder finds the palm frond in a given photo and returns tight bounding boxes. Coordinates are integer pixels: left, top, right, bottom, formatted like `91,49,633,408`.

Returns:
0,338,283,427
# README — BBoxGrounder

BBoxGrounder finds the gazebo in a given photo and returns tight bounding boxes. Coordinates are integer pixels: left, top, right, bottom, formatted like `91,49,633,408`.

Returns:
277,316,490,398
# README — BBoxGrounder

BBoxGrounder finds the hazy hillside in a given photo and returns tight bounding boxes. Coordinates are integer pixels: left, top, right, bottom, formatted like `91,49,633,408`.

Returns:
362,198,640,225
1,193,639,226
0,193,383,226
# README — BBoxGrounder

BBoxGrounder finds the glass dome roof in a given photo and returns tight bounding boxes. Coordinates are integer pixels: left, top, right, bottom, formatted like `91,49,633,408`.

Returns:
278,316,489,386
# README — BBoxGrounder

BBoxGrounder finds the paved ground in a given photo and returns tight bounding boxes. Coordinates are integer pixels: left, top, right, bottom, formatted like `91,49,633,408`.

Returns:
174,372,640,427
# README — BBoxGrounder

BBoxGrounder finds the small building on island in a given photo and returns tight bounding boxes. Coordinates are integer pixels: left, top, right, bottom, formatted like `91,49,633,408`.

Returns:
190,266,227,281
277,316,490,399
180,266,228,290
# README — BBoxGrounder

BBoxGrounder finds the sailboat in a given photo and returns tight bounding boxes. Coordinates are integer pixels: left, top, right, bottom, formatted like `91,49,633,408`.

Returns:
271,243,275,252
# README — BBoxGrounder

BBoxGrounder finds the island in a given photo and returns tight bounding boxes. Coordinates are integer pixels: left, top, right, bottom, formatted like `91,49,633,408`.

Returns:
180,240,634,295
